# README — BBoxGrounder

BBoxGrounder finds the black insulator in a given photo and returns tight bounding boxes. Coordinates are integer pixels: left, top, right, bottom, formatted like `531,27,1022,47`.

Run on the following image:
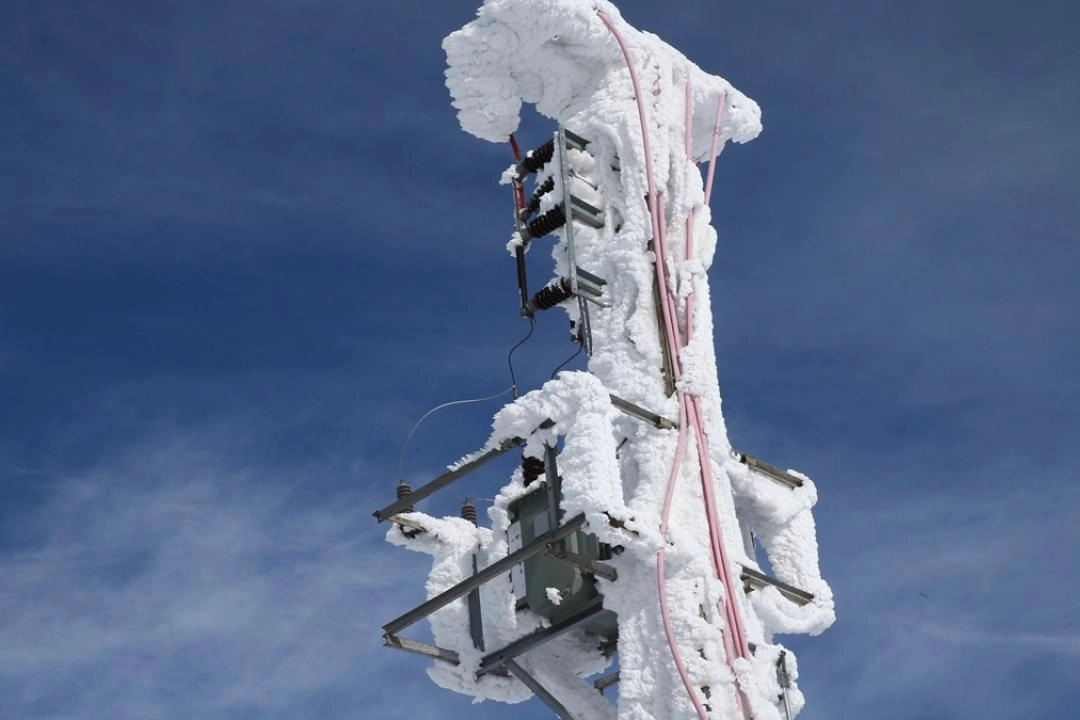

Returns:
524,176,555,218
529,278,573,313
396,481,414,513
524,204,566,240
517,139,555,176
521,455,546,486
460,498,478,525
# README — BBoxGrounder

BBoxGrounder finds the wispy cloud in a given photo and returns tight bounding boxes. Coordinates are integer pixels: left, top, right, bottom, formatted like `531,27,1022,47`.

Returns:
788,468,1080,719
0,428,434,719
921,624,1080,658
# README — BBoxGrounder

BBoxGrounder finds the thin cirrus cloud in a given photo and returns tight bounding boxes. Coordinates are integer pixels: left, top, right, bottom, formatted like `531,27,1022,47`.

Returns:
0,429,423,719
0,407,560,720
788,466,1080,719
2,1,1078,719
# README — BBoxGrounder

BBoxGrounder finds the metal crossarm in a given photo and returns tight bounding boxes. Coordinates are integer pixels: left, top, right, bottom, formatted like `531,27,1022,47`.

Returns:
382,514,588,636
547,545,618,581
609,393,677,429
568,195,605,228
739,565,815,606
374,438,525,522
735,451,804,489
505,659,582,720
594,670,620,693
575,267,609,307
388,514,426,532
383,635,460,665
576,266,607,289
477,596,604,676
563,128,590,153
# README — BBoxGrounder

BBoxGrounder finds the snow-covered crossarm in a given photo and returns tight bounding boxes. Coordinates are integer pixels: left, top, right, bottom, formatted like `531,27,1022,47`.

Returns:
374,2,834,719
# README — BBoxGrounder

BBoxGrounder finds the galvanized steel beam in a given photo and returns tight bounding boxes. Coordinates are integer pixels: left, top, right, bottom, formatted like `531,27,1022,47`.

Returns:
374,438,524,522
383,635,460,665
505,659,581,720
547,545,618,582
735,451,804,489
477,597,604,676
594,669,621,693
740,565,815,606
382,514,587,636
609,393,677,429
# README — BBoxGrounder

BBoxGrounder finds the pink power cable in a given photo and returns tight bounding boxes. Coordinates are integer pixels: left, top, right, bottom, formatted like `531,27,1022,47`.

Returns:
682,77,753,665
681,77,746,671
595,11,707,720
595,11,709,720
598,10,753,720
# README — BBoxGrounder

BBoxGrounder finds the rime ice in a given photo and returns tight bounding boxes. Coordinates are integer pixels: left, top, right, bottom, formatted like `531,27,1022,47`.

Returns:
380,2,834,719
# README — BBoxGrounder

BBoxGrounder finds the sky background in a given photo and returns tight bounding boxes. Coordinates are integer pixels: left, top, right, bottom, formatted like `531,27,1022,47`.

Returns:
2,1,1078,719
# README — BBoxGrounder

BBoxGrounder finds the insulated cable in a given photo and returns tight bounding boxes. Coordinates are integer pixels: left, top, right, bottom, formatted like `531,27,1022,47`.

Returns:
599,11,753,719
397,318,536,485
681,75,750,663
397,385,515,484
550,342,583,379
596,12,712,720
507,317,535,398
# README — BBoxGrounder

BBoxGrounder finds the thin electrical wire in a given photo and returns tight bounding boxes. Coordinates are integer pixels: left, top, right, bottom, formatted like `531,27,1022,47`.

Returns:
397,318,536,484
550,342,583,379
599,14,753,718
703,92,727,206
508,317,535,397
397,385,515,483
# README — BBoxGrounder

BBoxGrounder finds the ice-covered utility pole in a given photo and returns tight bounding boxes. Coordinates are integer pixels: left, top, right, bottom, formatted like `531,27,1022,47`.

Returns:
371,2,835,720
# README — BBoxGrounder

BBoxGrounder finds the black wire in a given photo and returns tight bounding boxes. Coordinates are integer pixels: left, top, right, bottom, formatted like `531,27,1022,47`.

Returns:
396,319,537,485
550,342,584,379
507,317,535,398
398,385,515,483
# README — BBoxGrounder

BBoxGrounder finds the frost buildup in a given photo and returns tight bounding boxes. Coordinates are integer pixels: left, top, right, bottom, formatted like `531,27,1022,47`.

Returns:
374,2,834,720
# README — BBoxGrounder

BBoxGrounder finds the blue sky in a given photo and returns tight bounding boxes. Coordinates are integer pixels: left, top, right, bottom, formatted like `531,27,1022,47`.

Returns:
2,1,1078,718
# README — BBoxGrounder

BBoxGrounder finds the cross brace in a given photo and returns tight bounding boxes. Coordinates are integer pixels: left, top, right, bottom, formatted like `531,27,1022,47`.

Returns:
383,635,460,665
505,659,582,720
735,451,804,489
374,437,525,522
382,514,587,636
477,597,605,676
740,565,815,606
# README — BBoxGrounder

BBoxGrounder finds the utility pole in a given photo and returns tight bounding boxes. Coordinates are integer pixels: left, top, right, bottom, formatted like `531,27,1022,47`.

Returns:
373,3,835,719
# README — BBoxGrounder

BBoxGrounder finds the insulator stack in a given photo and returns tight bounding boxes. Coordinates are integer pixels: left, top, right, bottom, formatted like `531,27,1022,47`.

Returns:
524,176,555,217
521,455,546,486
527,278,573,315
396,480,414,513
460,498,478,525
516,139,555,176
523,205,567,241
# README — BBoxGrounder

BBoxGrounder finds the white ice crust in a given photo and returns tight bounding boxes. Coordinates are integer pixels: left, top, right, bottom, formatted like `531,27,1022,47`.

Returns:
444,0,762,154
387,2,833,719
